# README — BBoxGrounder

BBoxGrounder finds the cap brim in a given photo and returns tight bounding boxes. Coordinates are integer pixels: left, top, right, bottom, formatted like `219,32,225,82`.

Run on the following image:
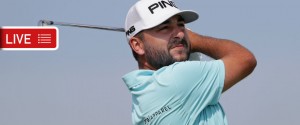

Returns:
178,10,199,24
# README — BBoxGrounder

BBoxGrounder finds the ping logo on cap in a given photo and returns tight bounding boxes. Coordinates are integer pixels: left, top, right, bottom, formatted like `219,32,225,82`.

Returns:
148,0,177,14
126,26,135,36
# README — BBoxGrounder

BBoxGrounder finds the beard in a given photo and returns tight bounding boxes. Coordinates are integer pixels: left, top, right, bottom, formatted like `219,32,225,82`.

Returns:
143,38,190,69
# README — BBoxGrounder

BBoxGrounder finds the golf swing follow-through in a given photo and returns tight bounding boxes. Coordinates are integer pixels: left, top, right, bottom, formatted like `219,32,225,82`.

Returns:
40,0,257,124
122,0,256,125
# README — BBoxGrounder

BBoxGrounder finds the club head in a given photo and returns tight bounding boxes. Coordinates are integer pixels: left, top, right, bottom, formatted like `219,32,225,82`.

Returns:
38,20,54,26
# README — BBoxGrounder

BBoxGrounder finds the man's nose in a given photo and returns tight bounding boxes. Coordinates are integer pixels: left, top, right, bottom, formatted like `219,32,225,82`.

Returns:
173,27,185,40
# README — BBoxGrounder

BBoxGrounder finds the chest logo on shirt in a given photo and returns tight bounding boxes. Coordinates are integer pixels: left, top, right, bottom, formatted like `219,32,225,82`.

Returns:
144,105,171,124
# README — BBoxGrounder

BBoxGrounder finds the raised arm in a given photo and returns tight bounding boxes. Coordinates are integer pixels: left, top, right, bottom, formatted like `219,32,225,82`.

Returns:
186,29,257,92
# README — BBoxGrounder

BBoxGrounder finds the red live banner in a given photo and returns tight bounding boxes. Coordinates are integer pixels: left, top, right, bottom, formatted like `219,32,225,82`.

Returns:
0,27,59,50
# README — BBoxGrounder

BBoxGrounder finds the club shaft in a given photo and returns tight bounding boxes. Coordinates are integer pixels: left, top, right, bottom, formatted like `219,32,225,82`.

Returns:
39,20,125,32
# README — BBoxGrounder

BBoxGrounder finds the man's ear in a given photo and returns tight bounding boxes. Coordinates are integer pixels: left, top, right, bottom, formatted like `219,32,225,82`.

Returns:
129,37,145,56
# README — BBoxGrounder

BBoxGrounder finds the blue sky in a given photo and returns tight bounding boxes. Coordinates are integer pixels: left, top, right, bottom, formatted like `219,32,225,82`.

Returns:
1,0,299,125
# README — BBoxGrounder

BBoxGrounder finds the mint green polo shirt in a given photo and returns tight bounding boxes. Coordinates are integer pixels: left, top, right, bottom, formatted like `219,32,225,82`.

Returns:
122,60,227,125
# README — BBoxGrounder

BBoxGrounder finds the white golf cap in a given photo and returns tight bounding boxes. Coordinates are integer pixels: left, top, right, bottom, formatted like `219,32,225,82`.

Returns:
125,0,199,40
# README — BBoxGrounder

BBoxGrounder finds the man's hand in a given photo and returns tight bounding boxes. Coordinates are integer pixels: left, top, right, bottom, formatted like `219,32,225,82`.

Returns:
186,29,257,92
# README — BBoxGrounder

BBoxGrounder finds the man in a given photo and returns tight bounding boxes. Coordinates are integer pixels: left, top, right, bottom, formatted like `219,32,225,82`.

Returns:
122,0,257,125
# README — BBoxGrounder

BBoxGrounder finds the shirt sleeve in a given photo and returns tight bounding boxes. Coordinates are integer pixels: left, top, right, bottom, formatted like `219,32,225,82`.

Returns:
154,60,225,112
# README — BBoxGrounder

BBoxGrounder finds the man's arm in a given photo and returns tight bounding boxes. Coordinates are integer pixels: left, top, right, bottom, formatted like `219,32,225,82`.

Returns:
186,29,257,92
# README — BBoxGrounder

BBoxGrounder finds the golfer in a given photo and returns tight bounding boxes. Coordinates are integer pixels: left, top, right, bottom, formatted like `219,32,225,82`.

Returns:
122,0,257,125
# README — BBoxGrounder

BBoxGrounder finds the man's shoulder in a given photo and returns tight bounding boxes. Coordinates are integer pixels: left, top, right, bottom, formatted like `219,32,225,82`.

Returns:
153,60,224,82
122,70,154,89
159,60,224,72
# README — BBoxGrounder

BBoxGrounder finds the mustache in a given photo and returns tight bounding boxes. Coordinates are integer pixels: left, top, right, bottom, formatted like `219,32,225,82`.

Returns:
168,38,188,50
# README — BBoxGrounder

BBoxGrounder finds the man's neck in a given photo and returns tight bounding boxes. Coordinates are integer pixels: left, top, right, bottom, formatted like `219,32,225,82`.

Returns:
138,58,157,70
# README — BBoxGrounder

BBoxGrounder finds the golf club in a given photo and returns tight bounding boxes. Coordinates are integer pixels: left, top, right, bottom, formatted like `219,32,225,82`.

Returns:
38,20,125,32
37,20,202,60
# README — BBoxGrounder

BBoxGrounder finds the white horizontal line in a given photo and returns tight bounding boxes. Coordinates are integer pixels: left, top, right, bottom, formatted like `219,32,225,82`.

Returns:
38,34,51,36
38,39,51,41
38,42,52,44
38,37,51,39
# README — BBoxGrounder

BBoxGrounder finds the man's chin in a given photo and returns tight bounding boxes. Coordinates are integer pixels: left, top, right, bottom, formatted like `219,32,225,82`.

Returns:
169,48,190,62
172,54,189,62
